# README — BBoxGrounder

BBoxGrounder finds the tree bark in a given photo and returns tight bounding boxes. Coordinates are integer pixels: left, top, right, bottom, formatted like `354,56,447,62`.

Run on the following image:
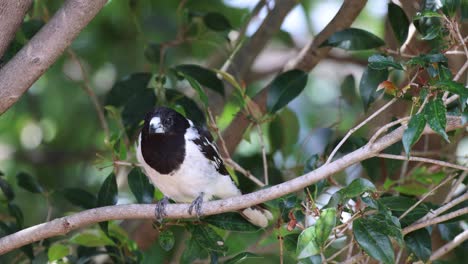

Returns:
0,1,33,58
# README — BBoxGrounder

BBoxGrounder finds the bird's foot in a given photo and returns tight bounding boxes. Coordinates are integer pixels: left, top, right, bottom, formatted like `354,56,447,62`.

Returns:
188,193,204,219
154,196,169,223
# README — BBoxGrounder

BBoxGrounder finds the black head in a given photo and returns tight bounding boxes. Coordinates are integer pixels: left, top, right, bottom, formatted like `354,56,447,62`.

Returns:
143,107,190,136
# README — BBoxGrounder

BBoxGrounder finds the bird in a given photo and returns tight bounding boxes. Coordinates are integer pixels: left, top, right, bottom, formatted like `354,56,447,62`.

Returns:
136,106,273,227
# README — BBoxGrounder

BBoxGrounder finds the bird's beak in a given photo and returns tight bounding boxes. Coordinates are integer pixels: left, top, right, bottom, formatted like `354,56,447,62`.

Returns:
149,117,165,134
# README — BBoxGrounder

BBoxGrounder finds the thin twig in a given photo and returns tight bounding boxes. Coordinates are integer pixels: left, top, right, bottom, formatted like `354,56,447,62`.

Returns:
368,117,409,145
256,123,269,185
326,98,398,164
430,229,468,261
403,207,468,235
376,154,468,171
326,243,351,262
398,173,457,220
417,191,468,224
444,171,468,203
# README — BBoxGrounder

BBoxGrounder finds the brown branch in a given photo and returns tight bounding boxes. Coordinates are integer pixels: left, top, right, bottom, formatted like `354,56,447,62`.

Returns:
0,116,463,255
220,0,368,155
430,229,468,261
0,0,108,115
0,1,33,58
375,154,468,172
403,206,468,235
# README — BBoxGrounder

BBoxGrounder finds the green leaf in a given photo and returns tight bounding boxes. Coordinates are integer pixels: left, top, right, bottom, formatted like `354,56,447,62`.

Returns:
296,226,320,259
8,203,23,228
267,69,308,113
359,66,389,111
184,74,209,107
404,228,431,261
106,73,152,107
368,54,403,70
435,80,468,110
284,233,299,252
16,172,43,193
367,214,403,245
128,168,155,204
223,252,261,264
144,43,161,64
424,98,449,142
379,196,430,226
0,177,15,201
342,178,376,199
402,113,426,155
70,231,116,247
353,218,395,264
181,237,208,263
174,64,225,96
48,244,69,261
388,3,410,44
413,10,443,20
204,212,261,232
191,225,227,253
62,187,97,209
269,107,300,156
340,74,357,104
22,19,45,39
319,28,385,50
97,173,118,234
121,87,156,134
159,229,175,251
315,208,336,246
166,89,205,125
203,12,232,31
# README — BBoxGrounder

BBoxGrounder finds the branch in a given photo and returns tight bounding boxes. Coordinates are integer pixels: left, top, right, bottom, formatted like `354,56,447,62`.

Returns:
402,207,468,235
0,1,33,58
430,229,468,261
220,0,368,155
0,116,463,254
375,154,468,172
0,0,108,114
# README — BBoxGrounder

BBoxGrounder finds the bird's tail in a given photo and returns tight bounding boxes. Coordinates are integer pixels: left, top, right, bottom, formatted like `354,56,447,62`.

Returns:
240,205,273,228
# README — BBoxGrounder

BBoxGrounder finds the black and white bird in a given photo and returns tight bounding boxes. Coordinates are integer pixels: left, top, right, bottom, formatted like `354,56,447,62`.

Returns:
136,107,273,227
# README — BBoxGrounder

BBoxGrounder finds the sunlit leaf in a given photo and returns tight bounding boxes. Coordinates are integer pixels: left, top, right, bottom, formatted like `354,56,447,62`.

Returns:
296,226,320,259
70,231,116,247
320,28,385,50
48,244,69,261
315,208,336,246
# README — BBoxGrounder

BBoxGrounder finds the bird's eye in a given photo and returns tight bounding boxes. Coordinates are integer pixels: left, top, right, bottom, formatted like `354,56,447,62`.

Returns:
166,117,173,125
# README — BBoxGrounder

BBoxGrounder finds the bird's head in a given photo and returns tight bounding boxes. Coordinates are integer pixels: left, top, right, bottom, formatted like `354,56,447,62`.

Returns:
143,107,190,136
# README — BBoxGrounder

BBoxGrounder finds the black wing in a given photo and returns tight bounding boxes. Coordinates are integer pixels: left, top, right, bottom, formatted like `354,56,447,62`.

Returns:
192,126,229,176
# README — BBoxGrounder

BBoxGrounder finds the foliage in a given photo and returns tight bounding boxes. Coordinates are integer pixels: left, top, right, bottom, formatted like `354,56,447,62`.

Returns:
0,0,467,263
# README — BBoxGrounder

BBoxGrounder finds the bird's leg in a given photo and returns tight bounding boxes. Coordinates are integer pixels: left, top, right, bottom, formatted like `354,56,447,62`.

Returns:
188,192,204,219
154,196,169,223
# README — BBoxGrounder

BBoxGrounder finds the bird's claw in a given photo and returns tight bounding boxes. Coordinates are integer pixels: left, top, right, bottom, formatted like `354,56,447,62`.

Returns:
154,196,169,223
188,193,204,219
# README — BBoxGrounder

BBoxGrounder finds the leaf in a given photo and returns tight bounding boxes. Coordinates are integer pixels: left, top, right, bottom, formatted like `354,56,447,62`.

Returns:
269,107,300,156
22,19,45,39
203,12,232,31
223,252,261,264
267,69,308,113
159,229,175,251
166,89,205,125
340,74,357,104
388,3,410,44
121,87,156,134
174,64,224,96
413,10,443,20
8,203,24,228
353,218,395,264
368,54,403,70
106,73,152,107
367,214,403,245
62,188,97,209
402,113,426,155
48,244,69,261
319,28,385,50
296,226,320,259
341,178,376,199
144,43,161,64
359,66,389,111
70,231,116,247
16,172,43,193
379,196,430,226
184,74,209,107
191,225,227,253
181,237,208,263
97,173,118,234
204,212,261,232
0,177,14,201
435,80,468,110
424,97,449,142
314,208,336,246
283,233,299,252
404,228,431,261
128,168,154,204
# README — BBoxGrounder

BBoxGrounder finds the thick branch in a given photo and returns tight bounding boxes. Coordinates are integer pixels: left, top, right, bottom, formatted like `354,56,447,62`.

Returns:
220,0,368,155
0,0,108,115
0,116,463,255
0,1,33,58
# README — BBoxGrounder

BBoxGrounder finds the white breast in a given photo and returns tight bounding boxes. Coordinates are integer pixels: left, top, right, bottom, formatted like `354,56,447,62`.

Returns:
136,131,241,203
